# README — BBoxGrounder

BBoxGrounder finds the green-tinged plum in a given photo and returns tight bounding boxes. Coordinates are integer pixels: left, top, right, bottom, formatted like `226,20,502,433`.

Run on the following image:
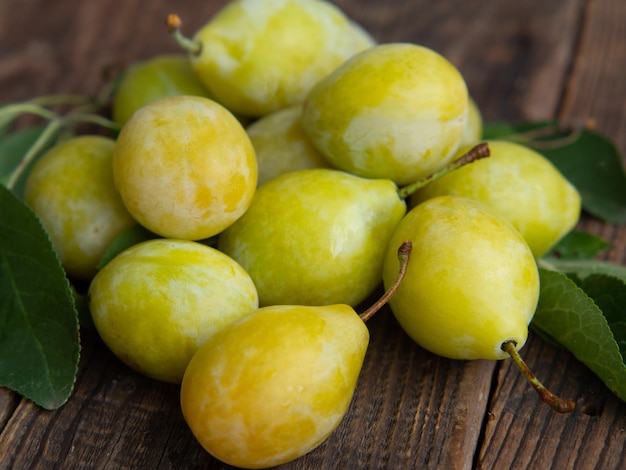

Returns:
167,0,375,116
218,168,406,307
246,105,331,185
112,95,257,240
88,238,259,384
112,54,216,126
384,195,539,360
411,140,582,257
382,195,575,412
23,135,135,280
301,43,469,185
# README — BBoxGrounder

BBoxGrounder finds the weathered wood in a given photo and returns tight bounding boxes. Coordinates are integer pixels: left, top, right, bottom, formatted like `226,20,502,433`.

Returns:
479,334,626,469
337,0,586,122
0,390,19,431
1,0,625,469
477,1,626,467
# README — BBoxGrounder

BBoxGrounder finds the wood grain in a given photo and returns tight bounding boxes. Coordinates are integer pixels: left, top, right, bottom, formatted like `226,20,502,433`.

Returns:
1,0,625,469
476,2,626,466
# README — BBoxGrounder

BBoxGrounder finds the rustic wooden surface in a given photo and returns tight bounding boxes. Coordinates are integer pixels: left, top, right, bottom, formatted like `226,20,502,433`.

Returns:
1,0,625,468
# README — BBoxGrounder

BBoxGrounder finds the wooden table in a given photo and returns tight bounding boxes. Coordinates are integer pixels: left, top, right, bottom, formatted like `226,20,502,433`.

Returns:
1,0,625,468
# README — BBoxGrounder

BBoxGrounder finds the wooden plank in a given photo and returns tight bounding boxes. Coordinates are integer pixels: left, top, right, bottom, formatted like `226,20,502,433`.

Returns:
560,0,626,266
1,0,625,469
294,311,495,469
478,334,626,469
478,0,626,468
0,391,20,432
558,0,626,154
339,0,586,122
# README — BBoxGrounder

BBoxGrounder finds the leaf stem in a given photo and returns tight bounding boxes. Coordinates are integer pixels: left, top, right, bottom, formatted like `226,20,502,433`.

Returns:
0,103,57,130
359,240,412,323
7,119,62,190
503,124,582,150
65,112,120,132
397,143,491,199
30,94,92,108
501,340,576,413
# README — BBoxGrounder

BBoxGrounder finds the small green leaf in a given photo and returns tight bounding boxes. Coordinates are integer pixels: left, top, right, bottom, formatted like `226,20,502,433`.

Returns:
532,269,626,401
0,185,80,409
546,230,610,260
97,223,158,269
483,121,626,224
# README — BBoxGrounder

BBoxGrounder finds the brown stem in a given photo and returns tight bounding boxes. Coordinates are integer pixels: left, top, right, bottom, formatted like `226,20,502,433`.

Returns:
359,240,412,323
166,14,202,56
397,143,490,199
501,340,576,413
503,124,582,150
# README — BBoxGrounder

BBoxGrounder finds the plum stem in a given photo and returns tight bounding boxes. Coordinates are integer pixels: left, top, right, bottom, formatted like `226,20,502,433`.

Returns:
166,14,202,56
359,240,412,323
501,340,576,413
397,142,491,199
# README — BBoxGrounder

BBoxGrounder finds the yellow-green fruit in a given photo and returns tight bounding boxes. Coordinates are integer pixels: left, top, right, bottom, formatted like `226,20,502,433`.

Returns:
23,135,135,280
301,43,468,185
246,105,330,185
112,55,215,126
218,168,406,307
383,196,539,360
411,140,581,257
89,239,259,383
181,304,369,468
113,95,257,240
459,97,483,147
188,0,375,116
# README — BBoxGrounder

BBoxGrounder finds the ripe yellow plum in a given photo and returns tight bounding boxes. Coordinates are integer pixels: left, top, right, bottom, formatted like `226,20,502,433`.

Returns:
302,43,468,185
459,97,483,147
180,303,369,468
176,0,375,116
246,105,330,185
112,95,257,240
411,140,581,257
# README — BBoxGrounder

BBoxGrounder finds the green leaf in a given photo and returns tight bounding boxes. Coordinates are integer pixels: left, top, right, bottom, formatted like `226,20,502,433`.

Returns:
97,223,159,269
574,275,626,361
483,121,626,224
542,129,626,224
546,230,610,260
0,185,80,409
532,269,626,401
